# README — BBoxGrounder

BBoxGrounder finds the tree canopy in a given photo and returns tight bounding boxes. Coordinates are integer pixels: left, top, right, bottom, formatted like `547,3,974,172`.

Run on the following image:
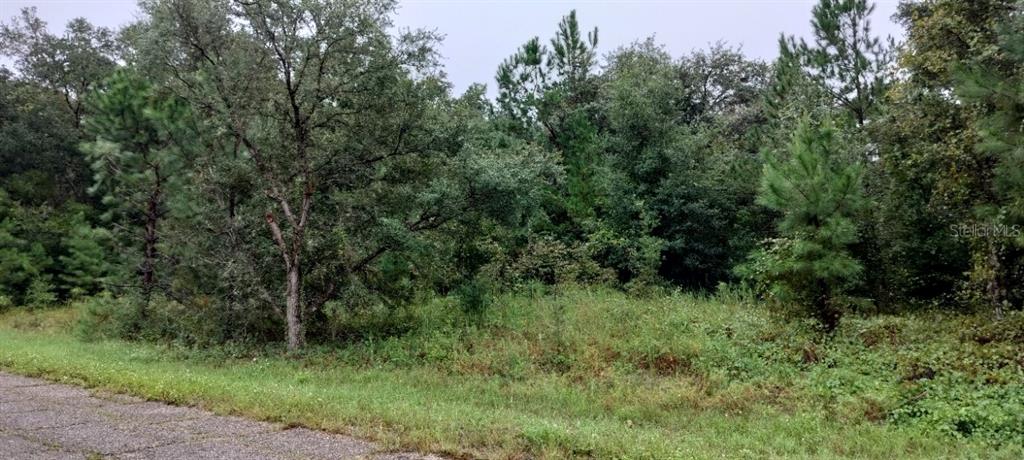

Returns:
1,0,1022,344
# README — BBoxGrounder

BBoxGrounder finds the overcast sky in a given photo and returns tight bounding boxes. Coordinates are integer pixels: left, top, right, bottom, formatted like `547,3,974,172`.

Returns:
1,0,904,96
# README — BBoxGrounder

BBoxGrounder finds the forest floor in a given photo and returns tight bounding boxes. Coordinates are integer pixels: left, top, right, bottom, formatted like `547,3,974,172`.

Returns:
0,288,1021,459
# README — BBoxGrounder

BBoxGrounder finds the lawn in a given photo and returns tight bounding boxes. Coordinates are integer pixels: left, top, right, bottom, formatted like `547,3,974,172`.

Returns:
1,288,1021,459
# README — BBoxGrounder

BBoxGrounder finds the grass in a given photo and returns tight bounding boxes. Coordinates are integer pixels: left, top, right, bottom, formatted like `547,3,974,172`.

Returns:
1,287,1021,459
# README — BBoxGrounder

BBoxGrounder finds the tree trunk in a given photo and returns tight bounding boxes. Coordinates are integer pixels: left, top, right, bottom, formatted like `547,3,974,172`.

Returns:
265,211,306,352
285,261,304,351
816,280,840,333
986,242,1005,320
141,192,159,302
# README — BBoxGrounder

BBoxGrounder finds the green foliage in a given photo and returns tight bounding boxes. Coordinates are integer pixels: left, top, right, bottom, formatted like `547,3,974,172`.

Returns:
74,292,229,345
0,205,53,304
864,0,1019,307
0,71,86,204
58,223,114,297
558,110,603,221
1,0,1020,359
0,188,115,305
23,278,57,310
884,312,1024,445
741,119,865,329
779,0,895,126
11,288,1024,455
0,64,106,306
454,275,494,317
953,9,1024,310
501,236,614,286
0,7,118,128
597,41,772,288
82,68,194,297
4,10,1024,460
496,10,598,128
83,69,194,212
74,293,138,341
495,10,605,230
137,0,479,349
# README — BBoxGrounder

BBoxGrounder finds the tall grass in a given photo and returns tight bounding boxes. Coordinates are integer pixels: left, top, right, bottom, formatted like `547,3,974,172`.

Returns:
1,287,1021,459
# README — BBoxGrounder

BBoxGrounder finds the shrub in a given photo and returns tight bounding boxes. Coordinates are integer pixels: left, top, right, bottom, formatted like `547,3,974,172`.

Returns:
964,310,1024,344
74,293,139,341
455,275,494,317
505,237,614,286
58,223,113,296
24,278,57,309
74,293,226,345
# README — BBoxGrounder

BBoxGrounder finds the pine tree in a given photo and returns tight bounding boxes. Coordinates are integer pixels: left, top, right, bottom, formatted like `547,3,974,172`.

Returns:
779,0,894,127
496,10,603,222
548,10,598,99
82,69,193,301
745,118,865,331
0,199,53,304
58,220,113,297
495,10,598,125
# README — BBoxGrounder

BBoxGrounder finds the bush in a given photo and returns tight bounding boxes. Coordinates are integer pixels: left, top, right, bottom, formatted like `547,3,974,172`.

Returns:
75,292,251,346
584,225,664,287
504,236,614,286
0,215,53,305
58,223,114,296
964,310,1024,345
455,275,494,317
74,293,139,341
889,374,1024,445
24,278,57,309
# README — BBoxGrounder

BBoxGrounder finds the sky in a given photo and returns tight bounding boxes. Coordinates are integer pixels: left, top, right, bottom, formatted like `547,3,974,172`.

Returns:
1,0,904,96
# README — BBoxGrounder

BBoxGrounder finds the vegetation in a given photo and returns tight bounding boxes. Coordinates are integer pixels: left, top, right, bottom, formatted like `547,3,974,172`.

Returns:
2,288,1023,459
739,119,865,331
1,0,1023,456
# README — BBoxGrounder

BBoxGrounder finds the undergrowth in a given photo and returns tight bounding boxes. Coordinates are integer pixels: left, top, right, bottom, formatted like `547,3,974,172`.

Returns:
1,287,1021,458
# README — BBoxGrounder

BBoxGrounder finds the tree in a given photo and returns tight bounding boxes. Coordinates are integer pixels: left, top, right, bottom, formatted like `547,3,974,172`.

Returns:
600,40,772,288
0,70,83,204
496,10,603,221
678,42,770,125
0,190,53,304
741,119,864,331
955,9,1024,316
869,0,1018,306
0,13,119,305
0,7,119,129
141,0,459,350
82,69,193,301
779,0,894,126
496,10,598,130
0,185,111,306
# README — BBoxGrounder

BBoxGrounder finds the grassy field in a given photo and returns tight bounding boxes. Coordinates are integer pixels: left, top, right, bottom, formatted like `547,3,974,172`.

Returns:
1,288,1021,459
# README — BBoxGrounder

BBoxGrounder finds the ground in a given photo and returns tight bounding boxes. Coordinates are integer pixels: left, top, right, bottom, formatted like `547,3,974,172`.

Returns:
0,372,440,460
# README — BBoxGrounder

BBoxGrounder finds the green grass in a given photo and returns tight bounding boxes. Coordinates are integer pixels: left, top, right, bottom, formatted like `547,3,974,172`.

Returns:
1,288,1021,459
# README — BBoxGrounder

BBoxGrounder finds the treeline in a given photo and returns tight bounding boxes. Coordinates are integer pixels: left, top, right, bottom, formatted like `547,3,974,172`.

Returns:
0,0,1021,350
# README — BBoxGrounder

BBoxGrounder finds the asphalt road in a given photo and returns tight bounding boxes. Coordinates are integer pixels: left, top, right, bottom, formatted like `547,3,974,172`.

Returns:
0,372,441,460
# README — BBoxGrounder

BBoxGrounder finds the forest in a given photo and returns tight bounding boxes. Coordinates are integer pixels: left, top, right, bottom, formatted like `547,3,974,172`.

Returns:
1,0,1023,458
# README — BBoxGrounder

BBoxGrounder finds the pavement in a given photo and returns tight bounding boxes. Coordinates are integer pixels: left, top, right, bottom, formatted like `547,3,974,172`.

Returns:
0,372,443,460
